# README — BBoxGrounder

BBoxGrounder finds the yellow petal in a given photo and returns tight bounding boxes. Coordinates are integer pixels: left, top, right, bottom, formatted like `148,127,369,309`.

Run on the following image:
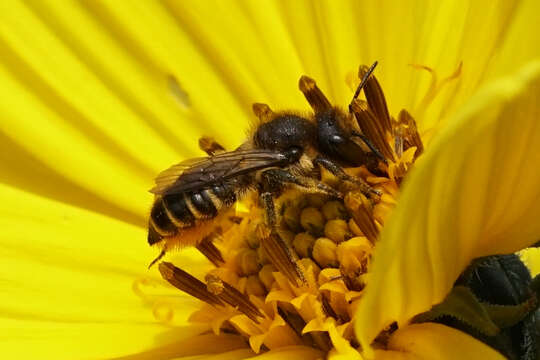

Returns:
113,333,249,360
376,323,505,360
240,346,324,360
519,247,540,277
356,60,540,351
485,0,540,81
171,349,255,360
0,183,208,358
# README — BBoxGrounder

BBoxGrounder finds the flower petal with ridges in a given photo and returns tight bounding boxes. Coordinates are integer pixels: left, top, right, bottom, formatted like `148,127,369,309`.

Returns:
355,60,540,353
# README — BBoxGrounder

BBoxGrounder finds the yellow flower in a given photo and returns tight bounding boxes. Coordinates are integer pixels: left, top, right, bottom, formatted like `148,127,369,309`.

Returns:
1,0,540,359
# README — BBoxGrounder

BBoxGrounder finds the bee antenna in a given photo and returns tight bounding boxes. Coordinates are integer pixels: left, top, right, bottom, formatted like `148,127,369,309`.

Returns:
351,131,386,161
148,249,166,269
348,61,378,114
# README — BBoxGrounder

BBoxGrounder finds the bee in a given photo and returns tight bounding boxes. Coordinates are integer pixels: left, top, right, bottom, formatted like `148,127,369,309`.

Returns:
147,62,384,265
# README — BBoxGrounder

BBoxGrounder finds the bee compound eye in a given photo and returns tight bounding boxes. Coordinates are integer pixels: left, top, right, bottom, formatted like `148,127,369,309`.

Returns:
285,147,302,163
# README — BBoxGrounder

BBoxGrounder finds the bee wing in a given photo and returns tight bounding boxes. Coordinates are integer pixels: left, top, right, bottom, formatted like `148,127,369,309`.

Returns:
149,149,288,195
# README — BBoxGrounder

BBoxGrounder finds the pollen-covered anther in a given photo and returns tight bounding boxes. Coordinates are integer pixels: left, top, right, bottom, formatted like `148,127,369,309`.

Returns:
298,75,332,113
205,273,225,295
344,191,380,243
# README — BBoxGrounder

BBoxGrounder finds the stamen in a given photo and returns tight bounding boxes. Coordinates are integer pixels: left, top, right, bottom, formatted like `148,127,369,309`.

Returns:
198,136,226,155
358,64,393,135
298,76,332,113
397,109,424,158
351,99,395,161
258,225,306,286
159,262,223,306
344,192,379,244
205,274,264,322
196,234,225,266
252,103,275,123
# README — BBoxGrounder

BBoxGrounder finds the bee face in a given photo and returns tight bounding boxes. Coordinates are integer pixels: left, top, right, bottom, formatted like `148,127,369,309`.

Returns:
316,108,369,166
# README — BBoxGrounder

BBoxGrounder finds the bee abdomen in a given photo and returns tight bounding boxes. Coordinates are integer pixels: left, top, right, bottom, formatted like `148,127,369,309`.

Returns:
212,183,237,206
189,191,218,218
150,198,177,235
148,183,238,246
163,193,195,227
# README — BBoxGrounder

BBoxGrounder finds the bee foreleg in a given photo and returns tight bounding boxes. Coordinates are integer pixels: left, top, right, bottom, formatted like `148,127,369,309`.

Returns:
260,191,277,228
261,168,341,198
313,157,381,197
198,136,225,156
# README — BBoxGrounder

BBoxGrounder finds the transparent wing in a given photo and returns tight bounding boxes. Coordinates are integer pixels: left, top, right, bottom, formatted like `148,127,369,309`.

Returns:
149,148,288,195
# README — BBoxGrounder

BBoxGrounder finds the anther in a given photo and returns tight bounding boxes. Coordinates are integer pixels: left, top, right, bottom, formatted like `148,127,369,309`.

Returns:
159,262,223,306
397,109,424,158
205,274,225,295
344,192,380,244
351,99,395,162
221,280,264,321
196,234,224,266
259,229,305,286
358,64,392,135
198,136,225,156
252,103,275,123
298,75,332,113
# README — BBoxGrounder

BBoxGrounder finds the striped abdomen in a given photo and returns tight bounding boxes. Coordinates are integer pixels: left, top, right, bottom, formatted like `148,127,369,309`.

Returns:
148,183,237,245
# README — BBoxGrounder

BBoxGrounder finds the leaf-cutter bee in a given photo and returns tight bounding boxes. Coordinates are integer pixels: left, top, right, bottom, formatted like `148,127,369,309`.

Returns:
147,62,384,266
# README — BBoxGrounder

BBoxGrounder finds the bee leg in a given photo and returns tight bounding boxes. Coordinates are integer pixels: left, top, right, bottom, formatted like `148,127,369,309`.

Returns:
198,136,225,156
313,157,381,197
261,168,341,198
260,191,277,228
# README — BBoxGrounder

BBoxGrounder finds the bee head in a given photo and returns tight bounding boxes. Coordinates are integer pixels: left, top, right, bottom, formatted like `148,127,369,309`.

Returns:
316,108,368,166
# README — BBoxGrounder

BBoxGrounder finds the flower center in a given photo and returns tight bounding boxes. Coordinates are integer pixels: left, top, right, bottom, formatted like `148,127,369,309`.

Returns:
143,64,426,354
